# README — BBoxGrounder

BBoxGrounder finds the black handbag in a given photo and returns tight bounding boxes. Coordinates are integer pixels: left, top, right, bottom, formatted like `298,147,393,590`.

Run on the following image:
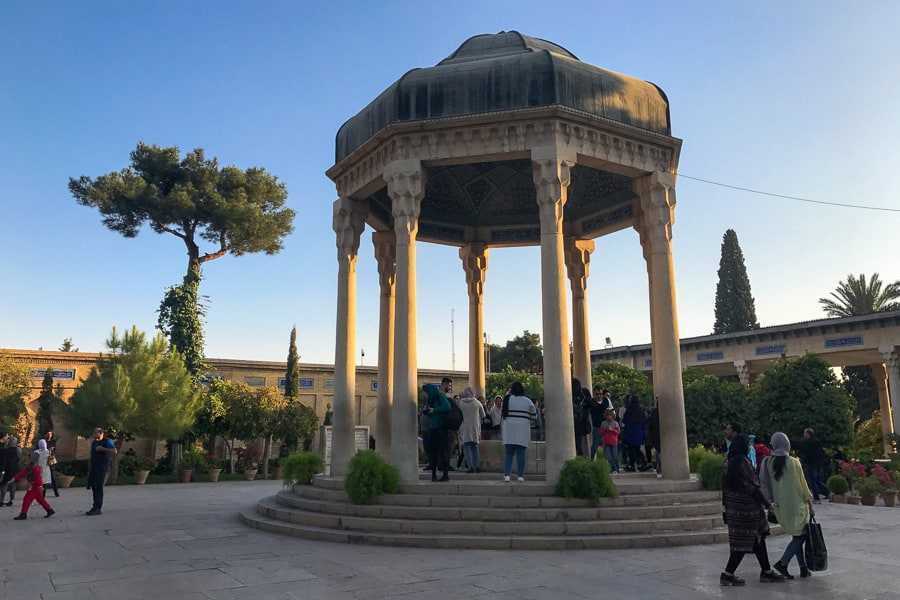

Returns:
803,516,828,572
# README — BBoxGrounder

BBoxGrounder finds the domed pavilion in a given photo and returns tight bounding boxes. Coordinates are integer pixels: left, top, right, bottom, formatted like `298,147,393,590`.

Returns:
326,31,688,482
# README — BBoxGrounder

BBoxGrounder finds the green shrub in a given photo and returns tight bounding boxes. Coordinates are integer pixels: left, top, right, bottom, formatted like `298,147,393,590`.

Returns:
856,475,883,496
344,450,400,504
826,474,849,495
689,445,717,473
699,454,725,490
555,456,617,503
281,451,324,487
180,450,208,473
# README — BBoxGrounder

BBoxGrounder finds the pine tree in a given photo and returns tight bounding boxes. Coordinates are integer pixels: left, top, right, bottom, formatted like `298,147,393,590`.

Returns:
285,325,300,399
713,229,760,334
35,368,57,440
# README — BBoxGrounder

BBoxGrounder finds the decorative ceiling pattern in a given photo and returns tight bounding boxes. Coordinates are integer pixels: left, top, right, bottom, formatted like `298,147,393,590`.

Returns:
364,160,637,245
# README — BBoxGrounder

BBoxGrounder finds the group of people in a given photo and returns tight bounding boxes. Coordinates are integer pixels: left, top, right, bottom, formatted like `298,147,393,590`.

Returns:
572,379,661,474
720,424,819,586
420,377,538,482
0,427,117,520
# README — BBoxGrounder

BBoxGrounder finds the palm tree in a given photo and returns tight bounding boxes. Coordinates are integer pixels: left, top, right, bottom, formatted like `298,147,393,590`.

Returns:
819,273,900,318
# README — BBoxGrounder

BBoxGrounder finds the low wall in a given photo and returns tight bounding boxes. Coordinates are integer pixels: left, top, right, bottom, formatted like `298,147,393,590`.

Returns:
475,440,545,475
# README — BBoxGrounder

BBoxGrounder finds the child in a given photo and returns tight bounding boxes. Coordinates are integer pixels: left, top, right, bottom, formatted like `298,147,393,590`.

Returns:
600,409,621,473
12,451,54,520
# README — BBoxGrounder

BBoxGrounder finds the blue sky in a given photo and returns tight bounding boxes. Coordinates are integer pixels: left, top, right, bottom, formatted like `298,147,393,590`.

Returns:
2,1,899,370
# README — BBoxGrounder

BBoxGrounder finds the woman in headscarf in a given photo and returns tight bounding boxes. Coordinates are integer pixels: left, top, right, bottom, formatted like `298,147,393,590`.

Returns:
501,381,537,482
760,432,814,579
457,386,486,473
35,438,53,490
720,433,784,586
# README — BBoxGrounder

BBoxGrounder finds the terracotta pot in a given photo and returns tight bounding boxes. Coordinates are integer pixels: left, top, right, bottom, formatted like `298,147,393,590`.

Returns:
860,494,878,506
134,470,150,485
831,493,847,504
15,479,28,491
847,495,862,505
244,469,258,481
207,468,222,483
178,468,193,483
881,491,897,507
56,474,75,489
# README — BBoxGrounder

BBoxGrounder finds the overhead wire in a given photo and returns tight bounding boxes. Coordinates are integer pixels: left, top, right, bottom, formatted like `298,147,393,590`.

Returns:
677,174,900,213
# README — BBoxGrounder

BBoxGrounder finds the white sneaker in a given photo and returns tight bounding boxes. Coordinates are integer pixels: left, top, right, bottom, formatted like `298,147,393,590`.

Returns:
517,477,525,482
503,476,510,482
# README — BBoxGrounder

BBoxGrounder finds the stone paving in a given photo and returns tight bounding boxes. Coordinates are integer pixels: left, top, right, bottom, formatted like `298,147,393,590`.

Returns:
0,479,897,599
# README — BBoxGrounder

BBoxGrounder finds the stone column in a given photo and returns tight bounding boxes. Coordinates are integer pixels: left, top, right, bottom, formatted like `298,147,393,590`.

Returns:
532,146,576,483
635,219,656,380
460,243,489,396
734,360,751,387
386,160,426,481
373,231,396,461
565,238,595,389
879,346,900,441
634,171,689,480
870,362,895,456
331,197,366,476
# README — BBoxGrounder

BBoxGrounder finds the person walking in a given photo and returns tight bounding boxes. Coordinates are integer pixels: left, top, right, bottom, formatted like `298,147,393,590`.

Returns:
35,439,52,493
720,434,784,586
457,386,486,473
86,427,117,516
589,387,613,461
422,379,451,482
800,428,830,503
12,451,54,520
622,396,648,471
1,435,21,507
761,432,814,579
501,381,537,482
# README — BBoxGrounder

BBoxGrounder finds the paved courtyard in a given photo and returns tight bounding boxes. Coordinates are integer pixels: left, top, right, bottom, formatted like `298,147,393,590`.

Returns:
0,479,896,599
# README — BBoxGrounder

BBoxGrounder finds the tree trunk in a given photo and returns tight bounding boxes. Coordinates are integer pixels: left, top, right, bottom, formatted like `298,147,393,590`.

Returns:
262,435,272,479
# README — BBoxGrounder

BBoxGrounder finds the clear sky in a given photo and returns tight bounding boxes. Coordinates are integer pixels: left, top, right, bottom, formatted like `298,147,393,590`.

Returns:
2,1,899,371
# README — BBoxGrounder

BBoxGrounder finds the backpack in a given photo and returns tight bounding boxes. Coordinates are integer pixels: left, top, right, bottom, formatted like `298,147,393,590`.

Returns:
443,402,464,431
25,465,36,483
574,397,591,436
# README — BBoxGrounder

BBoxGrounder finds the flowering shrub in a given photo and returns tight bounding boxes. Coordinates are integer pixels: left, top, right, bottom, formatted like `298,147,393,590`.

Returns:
235,446,260,472
118,450,155,476
871,464,892,487
839,460,867,492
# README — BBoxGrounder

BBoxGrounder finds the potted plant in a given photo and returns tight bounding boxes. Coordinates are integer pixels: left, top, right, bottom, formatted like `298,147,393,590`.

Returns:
839,459,867,504
179,450,207,483
856,476,883,506
55,462,77,489
235,446,260,480
205,454,223,482
871,464,896,507
133,455,155,485
826,474,849,503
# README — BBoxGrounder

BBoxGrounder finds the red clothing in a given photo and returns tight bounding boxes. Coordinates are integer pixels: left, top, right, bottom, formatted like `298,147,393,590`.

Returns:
600,420,620,446
13,465,52,513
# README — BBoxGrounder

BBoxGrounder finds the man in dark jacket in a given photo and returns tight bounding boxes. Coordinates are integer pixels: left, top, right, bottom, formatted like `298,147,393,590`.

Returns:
800,428,830,503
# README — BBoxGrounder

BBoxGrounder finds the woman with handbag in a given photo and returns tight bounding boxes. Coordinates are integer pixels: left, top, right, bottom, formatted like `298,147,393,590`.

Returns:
760,431,814,579
720,434,785,586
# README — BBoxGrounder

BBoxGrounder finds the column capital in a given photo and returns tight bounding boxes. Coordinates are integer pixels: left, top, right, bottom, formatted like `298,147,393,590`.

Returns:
373,231,396,295
459,243,489,299
881,346,899,369
333,197,367,261
634,171,677,252
532,148,576,235
384,160,425,245
564,238,595,297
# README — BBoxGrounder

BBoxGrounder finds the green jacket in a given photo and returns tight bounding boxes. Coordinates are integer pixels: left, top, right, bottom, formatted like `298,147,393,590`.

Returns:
423,383,450,430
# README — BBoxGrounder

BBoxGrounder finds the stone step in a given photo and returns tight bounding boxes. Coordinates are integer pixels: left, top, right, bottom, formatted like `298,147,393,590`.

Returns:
240,505,730,550
275,489,721,521
292,482,719,508
312,474,705,496
261,495,720,535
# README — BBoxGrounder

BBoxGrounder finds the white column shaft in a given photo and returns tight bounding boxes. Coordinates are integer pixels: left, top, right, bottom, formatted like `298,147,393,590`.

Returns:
331,198,366,476
461,244,489,396
565,238,594,388
374,231,396,461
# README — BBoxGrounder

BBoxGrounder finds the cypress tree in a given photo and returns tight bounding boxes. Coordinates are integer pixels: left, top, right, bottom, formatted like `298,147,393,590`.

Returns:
285,325,300,399
713,229,760,334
